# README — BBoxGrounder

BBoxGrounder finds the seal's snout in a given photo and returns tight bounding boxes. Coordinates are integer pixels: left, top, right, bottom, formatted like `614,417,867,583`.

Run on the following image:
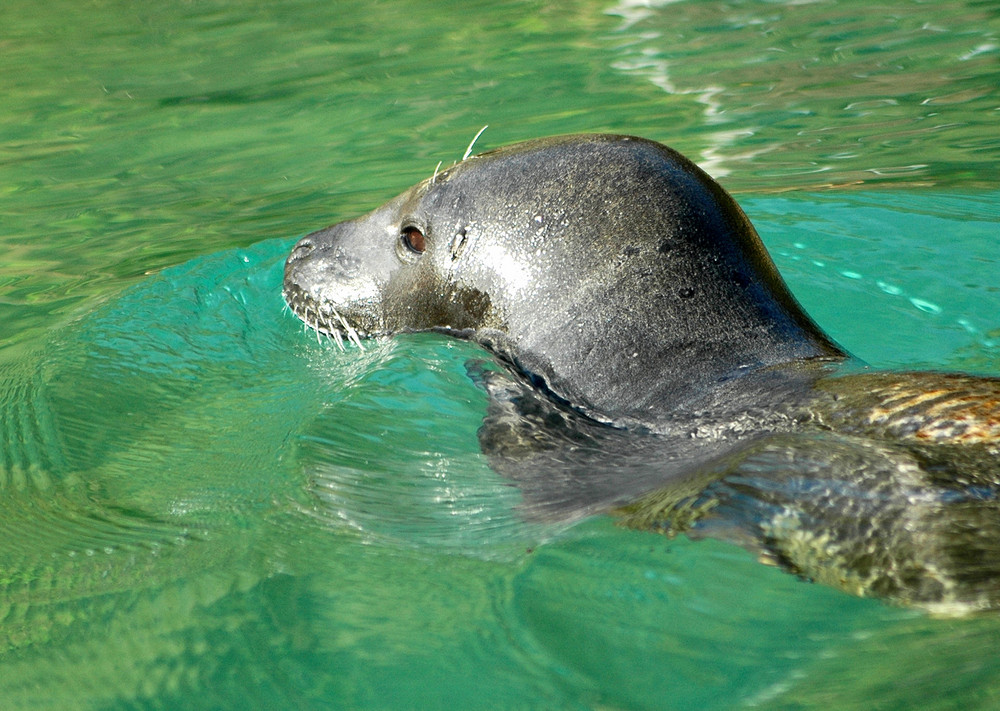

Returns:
282,222,389,350
284,232,363,287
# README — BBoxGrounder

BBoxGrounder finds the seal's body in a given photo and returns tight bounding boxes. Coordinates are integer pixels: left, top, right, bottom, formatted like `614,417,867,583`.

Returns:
284,134,1000,612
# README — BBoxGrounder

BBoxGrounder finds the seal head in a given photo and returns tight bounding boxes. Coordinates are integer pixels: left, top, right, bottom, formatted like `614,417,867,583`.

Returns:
284,134,843,426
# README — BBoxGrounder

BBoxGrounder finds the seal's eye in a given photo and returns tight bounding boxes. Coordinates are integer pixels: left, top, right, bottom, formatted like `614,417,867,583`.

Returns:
401,226,426,254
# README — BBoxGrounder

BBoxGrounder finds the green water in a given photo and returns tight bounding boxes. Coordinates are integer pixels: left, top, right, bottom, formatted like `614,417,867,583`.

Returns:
1,0,999,708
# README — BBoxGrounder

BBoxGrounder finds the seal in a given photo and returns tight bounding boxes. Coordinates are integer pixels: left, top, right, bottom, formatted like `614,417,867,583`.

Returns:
284,134,844,424
284,134,1000,612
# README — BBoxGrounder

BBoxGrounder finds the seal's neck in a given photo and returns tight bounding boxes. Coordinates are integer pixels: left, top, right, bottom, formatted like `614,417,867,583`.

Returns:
477,276,844,428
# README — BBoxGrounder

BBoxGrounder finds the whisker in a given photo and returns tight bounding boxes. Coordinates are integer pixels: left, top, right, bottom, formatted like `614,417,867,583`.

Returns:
335,310,366,351
287,296,365,353
324,310,346,351
313,308,323,346
462,125,489,161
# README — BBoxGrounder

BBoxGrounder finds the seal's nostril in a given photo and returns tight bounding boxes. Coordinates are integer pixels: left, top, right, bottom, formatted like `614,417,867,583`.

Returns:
289,239,315,261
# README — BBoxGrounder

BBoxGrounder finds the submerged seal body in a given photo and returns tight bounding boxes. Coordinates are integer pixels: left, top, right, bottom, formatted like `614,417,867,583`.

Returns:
284,134,1000,612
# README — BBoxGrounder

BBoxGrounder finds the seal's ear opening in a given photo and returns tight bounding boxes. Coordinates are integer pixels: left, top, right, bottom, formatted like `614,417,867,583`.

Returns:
449,228,469,261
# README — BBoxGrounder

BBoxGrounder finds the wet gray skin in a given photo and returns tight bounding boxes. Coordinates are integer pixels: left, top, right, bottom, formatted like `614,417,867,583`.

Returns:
285,134,1000,613
284,134,843,425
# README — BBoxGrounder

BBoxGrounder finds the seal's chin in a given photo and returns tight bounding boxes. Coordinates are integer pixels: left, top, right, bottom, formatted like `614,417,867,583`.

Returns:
283,285,370,351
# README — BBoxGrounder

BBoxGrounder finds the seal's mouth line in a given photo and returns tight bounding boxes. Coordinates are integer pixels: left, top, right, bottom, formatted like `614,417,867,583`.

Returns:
283,291,366,352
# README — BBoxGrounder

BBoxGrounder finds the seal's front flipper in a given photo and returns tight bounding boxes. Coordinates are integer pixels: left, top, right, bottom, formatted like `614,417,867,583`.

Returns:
468,360,744,522
620,431,1000,613
467,359,606,459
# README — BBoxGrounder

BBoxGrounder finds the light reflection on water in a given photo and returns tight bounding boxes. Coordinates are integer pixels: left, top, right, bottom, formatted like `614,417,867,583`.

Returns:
605,0,1000,188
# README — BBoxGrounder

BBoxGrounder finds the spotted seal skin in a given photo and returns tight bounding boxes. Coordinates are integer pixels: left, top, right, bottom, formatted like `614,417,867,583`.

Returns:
284,134,1000,613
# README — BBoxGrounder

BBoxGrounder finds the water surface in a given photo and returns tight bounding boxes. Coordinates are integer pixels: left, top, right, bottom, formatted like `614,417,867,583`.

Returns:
1,0,999,708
